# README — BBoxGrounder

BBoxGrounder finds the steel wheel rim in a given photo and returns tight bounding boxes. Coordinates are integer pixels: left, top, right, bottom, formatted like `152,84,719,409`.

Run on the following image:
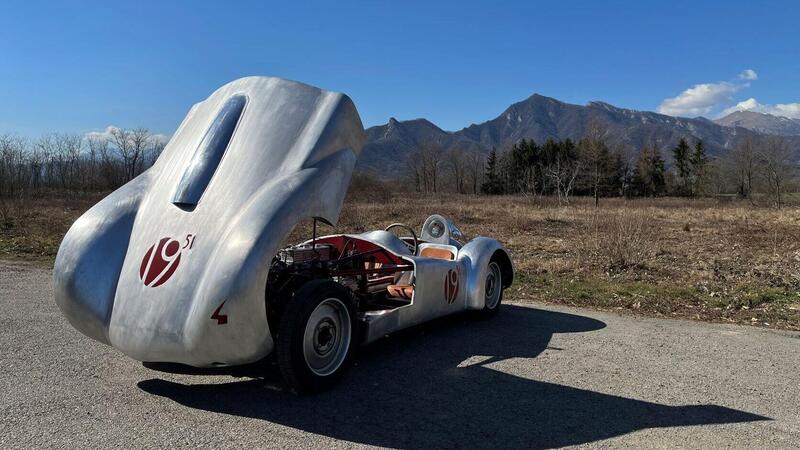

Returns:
485,262,502,309
303,297,351,376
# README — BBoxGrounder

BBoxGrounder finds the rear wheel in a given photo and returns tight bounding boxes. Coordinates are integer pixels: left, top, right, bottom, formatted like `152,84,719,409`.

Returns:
480,261,503,316
276,280,357,394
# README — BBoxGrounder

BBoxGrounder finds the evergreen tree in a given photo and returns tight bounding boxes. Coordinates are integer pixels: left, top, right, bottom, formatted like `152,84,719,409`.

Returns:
481,147,502,194
671,138,691,195
577,132,613,206
508,139,539,194
605,149,627,197
651,148,667,195
632,146,666,197
690,140,708,196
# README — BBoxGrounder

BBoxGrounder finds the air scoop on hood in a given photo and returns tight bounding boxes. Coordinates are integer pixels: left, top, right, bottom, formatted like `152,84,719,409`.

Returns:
173,94,247,208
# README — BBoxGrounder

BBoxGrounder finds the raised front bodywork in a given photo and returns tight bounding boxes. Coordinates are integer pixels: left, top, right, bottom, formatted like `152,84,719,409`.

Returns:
54,77,366,366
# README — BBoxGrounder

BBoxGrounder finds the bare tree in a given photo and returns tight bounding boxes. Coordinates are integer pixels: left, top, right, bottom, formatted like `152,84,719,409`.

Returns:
0,135,28,197
51,133,83,190
407,148,425,192
446,148,467,194
465,148,484,194
96,135,122,188
26,138,44,192
579,120,611,207
34,134,57,190
422,141,444,193
546,154,581,204
129,128,152,176
757,136,796,209
110,127,138,182
147,138,166,167
407,141,445,193
705,159,728,199
86,135,108,190
726,137,758,200
1,127,165,197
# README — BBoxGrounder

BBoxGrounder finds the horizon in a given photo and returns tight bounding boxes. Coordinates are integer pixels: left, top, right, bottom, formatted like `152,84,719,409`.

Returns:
1,1,798,138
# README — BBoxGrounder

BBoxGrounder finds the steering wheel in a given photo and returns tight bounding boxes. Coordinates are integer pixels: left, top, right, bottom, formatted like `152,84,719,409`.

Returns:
384,223,419,255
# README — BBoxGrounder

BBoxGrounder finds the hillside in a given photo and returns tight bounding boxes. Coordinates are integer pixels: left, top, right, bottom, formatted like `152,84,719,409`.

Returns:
357,94,793,178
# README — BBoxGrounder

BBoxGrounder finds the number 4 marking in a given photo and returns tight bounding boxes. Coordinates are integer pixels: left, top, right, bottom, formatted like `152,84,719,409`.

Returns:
211,301,228,325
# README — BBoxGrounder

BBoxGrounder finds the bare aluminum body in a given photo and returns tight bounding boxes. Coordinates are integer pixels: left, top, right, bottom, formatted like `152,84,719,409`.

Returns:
333,227,513,344
53,76,513,368
54,77,366,366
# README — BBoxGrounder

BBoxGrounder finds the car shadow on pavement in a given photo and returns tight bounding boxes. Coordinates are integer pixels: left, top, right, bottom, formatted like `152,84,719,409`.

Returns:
139,305,769,449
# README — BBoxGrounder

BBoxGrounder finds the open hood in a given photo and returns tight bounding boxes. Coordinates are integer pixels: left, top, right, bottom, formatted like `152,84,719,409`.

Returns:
162,76,367,215
55,77,367,365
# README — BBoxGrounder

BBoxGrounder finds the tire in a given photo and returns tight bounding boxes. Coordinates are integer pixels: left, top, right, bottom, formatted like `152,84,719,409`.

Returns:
276,279,358,394
479,260,504,316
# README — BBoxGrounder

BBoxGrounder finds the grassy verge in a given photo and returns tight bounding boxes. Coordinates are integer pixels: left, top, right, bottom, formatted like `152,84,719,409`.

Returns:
0,193,101,264
0,234,61,260
513,272,800,330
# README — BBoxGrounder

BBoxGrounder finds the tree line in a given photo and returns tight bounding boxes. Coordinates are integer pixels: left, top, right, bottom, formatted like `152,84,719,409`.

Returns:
481,123,629,205
474,124,797,207
2,123,796,209
0,128,165,198
406,143,485,195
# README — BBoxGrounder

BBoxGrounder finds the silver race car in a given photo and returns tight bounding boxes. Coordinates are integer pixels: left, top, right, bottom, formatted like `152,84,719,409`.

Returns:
54,77,513,393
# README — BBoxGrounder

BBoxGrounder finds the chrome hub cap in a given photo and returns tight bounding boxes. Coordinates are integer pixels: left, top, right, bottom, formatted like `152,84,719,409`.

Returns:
485,262,502,309
303,298,351,376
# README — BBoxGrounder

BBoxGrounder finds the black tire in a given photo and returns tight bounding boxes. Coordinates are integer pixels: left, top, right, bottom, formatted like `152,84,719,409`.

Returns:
276,279,358,394
479,260,504,317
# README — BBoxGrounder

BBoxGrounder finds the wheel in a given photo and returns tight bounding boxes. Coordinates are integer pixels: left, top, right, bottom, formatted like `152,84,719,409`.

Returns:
276,280,357,394
480,261,503,316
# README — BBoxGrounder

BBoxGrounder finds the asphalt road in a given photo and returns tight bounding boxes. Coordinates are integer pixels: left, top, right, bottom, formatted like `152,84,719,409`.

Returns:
1,260,799,449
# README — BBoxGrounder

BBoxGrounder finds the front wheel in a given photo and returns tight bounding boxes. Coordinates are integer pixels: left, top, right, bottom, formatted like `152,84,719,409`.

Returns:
479,261,504,316
276,280,357,394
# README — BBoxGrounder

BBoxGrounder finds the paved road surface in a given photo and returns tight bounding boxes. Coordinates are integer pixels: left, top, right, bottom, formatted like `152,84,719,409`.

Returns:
1,260,799,448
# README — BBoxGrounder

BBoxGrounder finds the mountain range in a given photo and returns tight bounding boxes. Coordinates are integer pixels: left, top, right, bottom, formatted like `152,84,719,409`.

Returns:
713,110,800,136
356,94,800,178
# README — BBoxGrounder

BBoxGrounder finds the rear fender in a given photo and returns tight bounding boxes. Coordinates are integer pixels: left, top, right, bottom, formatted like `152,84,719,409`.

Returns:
457,237,514,310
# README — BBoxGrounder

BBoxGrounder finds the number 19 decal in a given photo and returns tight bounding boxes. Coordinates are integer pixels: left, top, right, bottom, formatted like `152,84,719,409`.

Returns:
139,233,196,287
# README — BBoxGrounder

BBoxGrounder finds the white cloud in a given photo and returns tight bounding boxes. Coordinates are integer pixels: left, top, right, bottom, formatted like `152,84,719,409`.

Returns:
657,81,742,117
657,69,764,117
85,125,119,141
718,97,800,119
85,125,170,144
738,69,758,81
658,69,800,120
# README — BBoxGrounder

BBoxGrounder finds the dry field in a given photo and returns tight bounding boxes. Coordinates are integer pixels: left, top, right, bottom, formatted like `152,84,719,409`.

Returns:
2,192,799,330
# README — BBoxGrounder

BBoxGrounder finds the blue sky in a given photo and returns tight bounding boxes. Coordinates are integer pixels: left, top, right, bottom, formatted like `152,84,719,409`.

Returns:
1,0,798,137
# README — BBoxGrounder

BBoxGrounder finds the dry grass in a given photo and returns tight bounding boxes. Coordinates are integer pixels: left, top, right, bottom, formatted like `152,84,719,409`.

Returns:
3,192,800,329
572,209,657,274
0,193,103,262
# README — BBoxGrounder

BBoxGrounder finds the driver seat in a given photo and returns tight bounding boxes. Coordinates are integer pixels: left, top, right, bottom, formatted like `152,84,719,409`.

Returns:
386,244,457,300
417,243,456,260
387,284,414,300
387,271,414,300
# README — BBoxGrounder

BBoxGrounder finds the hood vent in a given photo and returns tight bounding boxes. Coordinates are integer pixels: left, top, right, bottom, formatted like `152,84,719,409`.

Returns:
173,95,247,208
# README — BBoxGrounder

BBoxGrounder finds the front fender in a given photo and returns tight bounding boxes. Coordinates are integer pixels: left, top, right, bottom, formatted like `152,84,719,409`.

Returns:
457,237,514,310
180,148,357,364
53,171,153,344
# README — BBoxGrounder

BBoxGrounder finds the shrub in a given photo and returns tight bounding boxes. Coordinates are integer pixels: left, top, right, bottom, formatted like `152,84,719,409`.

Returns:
574,209,656,273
